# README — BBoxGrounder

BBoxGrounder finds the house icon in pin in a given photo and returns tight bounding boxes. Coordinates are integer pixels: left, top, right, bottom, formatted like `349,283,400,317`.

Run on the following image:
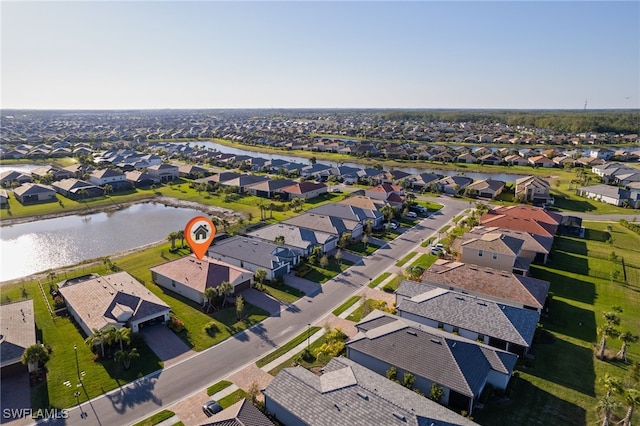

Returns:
193,224,209,241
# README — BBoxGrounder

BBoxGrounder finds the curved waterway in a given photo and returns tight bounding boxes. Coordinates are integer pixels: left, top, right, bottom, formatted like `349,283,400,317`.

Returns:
0,202,204,283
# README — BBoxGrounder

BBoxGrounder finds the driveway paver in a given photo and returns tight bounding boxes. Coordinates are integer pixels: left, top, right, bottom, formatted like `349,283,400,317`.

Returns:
140,324,195,367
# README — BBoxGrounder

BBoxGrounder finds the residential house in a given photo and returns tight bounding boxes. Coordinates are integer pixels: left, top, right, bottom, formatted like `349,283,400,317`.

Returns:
263,356,476,426
346,311,518,415
308,203,384,228
89,169,130,191
245,178,296,199
178,164,210,179
488,206,562,235
58,272,170,335
248,223,338,255
480,214,555,238
278,182,328,200
459,233,529,275
503,154,529,166
0,300,36,375
437,175,474,196
150,255,254,305
478,154,502,165
0,189,8,207
0,170,33,187
457,226,553,264
219,174,270,193
420,259,550,312
125,170,159,188
576,184,640,208
527,155,555,168
300,163,333,179
207,236,302,280
202,398,274,426
52,178,103,200
456,153,477,164
514,176,552,204
147,164,179,183
31,166,73,181
338,195,387,212
13,183,57,204
406,172,441,192
465,179,506,199
395,280,539,356
365,184,405,207
283,213,363,239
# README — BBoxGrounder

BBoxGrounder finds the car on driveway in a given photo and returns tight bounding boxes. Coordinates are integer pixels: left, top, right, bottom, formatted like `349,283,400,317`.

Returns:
202,400,223,417
406,212,417,218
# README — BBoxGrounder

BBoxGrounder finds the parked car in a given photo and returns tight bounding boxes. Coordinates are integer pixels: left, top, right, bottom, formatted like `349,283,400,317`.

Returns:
202,400,223,417
406,212,417,218
389,222,398,230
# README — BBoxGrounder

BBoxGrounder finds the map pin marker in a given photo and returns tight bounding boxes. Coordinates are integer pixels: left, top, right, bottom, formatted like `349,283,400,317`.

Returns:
184,216,216,260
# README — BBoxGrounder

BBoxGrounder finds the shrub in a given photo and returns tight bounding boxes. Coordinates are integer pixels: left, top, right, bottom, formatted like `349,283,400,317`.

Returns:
168,314,185,333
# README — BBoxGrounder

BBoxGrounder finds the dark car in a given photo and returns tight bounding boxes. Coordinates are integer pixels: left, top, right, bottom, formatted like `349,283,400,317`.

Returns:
202,400,223,417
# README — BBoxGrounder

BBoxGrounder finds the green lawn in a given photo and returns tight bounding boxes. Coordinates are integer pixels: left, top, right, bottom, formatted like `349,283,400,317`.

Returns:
131,410,175,426
268,331,340,376
409,253,438,269
218,389,248,408
332,296,361,316
260,283,304,304
303,258,353,284
368,272,392,288
346,241,380,256
475,220,640,426
255,326,322,368
207,380,233,397
395,251,417,267
421,236,436,247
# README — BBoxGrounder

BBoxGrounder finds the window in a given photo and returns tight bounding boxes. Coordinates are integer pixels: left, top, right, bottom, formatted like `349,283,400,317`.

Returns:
171,281,176,288
478,250,483,257
492,252,498,260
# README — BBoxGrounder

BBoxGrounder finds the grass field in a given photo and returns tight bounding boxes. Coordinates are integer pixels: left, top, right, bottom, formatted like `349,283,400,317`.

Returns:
331,296,361,317
368,272,392,288
395,251,417,267
475,220,640,425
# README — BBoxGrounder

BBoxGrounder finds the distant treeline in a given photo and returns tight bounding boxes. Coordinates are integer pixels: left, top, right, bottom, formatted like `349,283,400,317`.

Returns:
382,110,639,134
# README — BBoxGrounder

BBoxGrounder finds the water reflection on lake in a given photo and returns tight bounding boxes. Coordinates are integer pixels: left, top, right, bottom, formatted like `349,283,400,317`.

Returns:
0,203,204,283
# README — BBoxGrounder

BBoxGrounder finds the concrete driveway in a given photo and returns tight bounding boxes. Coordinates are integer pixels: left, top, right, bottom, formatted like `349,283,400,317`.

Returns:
140,324,195,367
240,288,283,316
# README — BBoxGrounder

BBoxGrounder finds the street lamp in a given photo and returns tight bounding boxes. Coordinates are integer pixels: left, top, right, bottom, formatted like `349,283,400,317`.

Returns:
73,344,81,383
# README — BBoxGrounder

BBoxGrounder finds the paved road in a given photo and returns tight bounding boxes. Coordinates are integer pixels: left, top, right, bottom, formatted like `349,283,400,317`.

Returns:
45,196,469,426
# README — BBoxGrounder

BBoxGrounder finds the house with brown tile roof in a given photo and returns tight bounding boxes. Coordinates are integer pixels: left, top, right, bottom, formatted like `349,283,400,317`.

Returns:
150,255,253,305
490,205,562,234
479,214,555,238
58,272,170,335
527,155,555,168
0,299,36,374
278,181,327,200
365,183,405,207
338,195,387,211
459,226,553,264
420,259,549,312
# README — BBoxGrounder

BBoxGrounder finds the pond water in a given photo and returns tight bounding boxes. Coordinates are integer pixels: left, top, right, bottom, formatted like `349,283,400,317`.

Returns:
188,142,528,182
0,202,204,283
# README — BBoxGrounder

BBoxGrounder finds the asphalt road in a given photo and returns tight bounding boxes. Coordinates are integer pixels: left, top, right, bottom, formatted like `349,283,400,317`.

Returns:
44,196,470,426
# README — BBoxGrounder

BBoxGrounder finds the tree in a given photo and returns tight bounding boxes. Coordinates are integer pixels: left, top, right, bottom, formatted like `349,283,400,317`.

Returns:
622,388,640,426
167,231,179,250
617,331,639,362
429,383,444,403
381,204,394,225
335,249,343,266
204,287,218,313
85,328,107,357
236,295,245,320
218,281,234,307
21,344,50,372
601,374,623,398
103,184,113,197
114,327,131,351
406,265,424,281
598,324,620,360
177,230,185,248
114,348,139,370
362,234,369,249
597,394,620,426
274,235,285,245
319,255,329,268
309,156,317,166
254,269,267,290
386,366,398,382
402,372,415,389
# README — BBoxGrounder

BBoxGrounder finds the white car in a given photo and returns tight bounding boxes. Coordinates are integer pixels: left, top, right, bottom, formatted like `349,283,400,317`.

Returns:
406,212,417,218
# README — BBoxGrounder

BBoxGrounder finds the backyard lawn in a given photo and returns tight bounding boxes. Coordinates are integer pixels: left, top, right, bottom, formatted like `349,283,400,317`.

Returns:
475,220,640,425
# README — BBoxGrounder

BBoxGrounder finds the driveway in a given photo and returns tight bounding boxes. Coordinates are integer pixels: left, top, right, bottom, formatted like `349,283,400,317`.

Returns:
140,324,195,367
283,274,322,296
240,288,283,316
0,372,31,426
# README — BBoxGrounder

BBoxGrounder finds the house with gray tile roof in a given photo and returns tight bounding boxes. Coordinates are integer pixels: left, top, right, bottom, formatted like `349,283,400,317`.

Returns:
283,213,363,239
147,163,179,182
464,178,506,199
308,203,384,228
263,356,477,426
346,311,517,415
58,272,170,335
13,182,57,204
245,178,297,198
52,178,104,200
421,260,550,312
202,398,274,426
576,184,640,208
395,281,539,356
248,223,338,255
207,236,302,280
219,174,270,193
0,299,36,374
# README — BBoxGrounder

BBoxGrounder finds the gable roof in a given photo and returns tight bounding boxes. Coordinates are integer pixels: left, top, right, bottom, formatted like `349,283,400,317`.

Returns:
13,183,56,197
208,236,301,269
396,281,539,348
421,260,549,310
0,300,36,367
248,223,337,250
464,226,553,256
280,181,327,194
308,203,383,224
460,232,524,256
338,195,387,211
283,213,361,236
263,356,477,426
490,206,562,227
480,214,555,237
348,311,517,399
244,178,296,192
202,398,274,426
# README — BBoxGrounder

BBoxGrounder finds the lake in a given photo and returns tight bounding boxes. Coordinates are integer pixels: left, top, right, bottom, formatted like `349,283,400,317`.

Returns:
0,202,204,283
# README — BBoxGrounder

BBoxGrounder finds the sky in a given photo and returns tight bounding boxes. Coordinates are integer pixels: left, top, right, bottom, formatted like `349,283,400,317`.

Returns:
1,1,639,110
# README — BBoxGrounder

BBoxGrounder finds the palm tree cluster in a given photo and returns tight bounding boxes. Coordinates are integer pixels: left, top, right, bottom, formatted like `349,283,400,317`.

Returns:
597,373,640,426
85,325,139,369
203,281,234,313
597,307,638,362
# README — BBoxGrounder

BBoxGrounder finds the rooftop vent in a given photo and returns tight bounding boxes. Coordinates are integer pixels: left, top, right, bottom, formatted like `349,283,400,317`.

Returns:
407,330,417,336
430,338,441,345
356,391,369,400
455,296,465,301
392,412,406,422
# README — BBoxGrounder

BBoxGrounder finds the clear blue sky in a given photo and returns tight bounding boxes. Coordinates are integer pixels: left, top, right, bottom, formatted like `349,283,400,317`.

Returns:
2,1,638,110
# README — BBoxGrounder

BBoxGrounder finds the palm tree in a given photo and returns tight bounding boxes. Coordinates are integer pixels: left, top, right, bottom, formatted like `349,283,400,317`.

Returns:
85,328,106,357
254,269,267,290
218,281,234,307
621,388,640,426
381,204,394,225
597,394,620,426
601,373,623,398
274,235,285,245
204,286,218,313
114,348,139,370
167,231,179,250
406,265,424,281
103,184,113,197
177,230,185,248
114,327,131,351
617,331,639,362
221,218,230,233
21,344,50,373
598,324,620,360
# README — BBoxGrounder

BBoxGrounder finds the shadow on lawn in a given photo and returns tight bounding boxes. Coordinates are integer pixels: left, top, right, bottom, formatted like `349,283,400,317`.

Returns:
543,298,597,343
475,372,587,426
531,265,595,306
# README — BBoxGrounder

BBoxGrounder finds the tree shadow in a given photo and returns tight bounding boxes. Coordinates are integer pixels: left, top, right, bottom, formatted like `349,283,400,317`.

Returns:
542,298,597,343
105,374,162,415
